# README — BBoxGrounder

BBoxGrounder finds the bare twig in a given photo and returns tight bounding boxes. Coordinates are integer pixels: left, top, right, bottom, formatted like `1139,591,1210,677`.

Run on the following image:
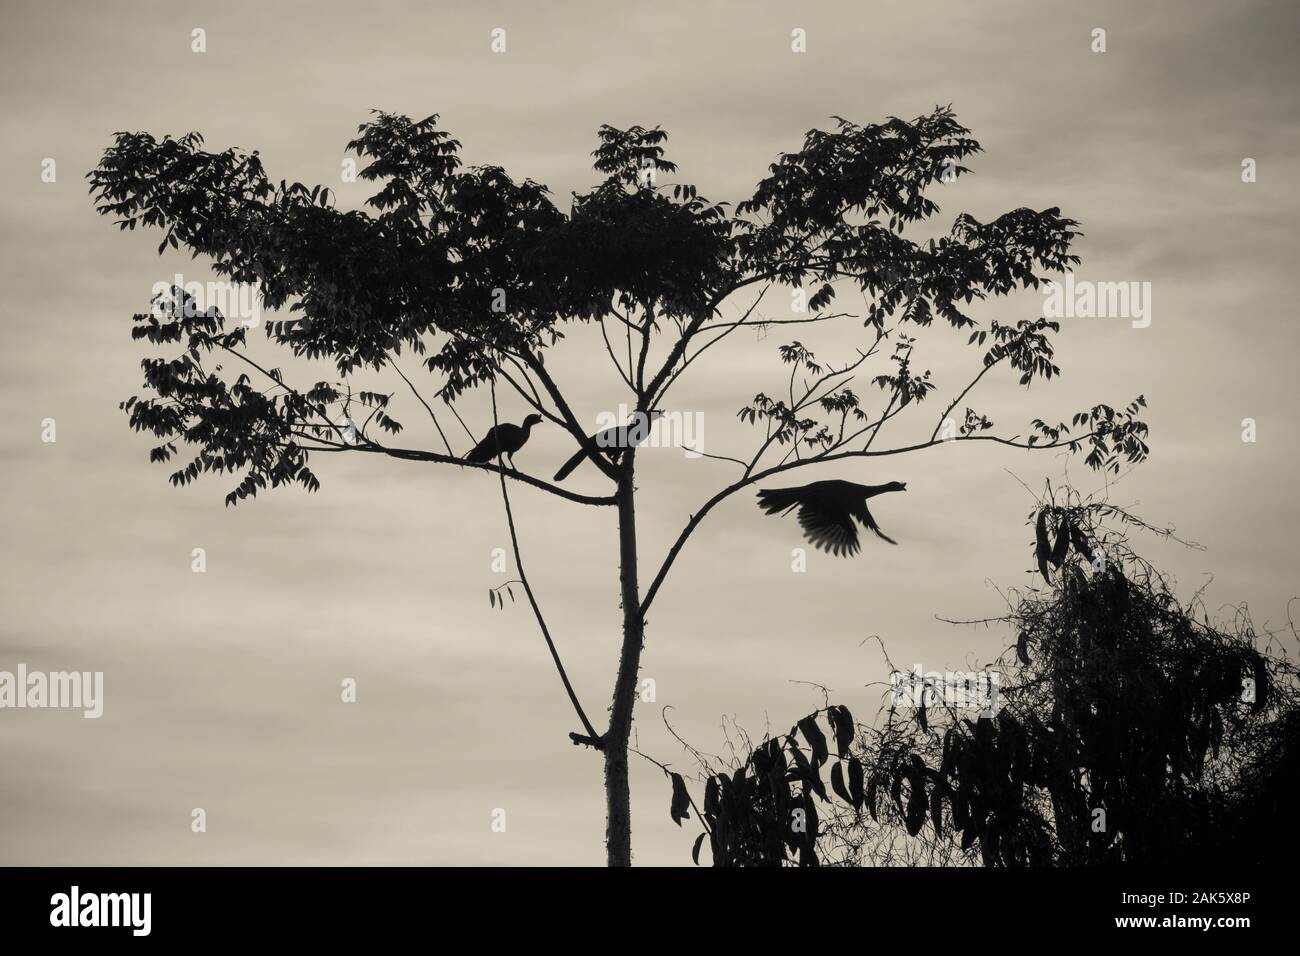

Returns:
391,361,454,456
489,383,603,747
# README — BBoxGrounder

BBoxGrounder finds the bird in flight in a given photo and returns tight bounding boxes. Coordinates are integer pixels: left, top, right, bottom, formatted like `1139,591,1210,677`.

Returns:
464,414,544,468
756,480,907,556
552,411,665,481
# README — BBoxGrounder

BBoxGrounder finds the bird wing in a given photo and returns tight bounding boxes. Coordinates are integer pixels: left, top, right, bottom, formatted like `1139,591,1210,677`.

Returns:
466,424,521,463
849,498,898,546
796,500,862,557
465,430,500,463
756,486,805,516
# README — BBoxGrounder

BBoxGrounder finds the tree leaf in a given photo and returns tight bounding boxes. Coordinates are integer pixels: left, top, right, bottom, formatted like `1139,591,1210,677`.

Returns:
1035,509,1052,581
848,757,865,810
830,761,852,805
1069,524,1095,564
788,741,828,802
1049,518,1071,568
827,704,854,759
905,770,927,836
798,715,829,767
669,772,690,825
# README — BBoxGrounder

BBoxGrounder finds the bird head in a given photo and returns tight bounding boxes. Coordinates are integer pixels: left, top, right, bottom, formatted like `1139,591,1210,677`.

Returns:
523,413,544,428
886,480,907,492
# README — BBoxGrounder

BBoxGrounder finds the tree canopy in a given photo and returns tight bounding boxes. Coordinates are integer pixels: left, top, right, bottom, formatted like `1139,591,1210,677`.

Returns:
87,107,1148,509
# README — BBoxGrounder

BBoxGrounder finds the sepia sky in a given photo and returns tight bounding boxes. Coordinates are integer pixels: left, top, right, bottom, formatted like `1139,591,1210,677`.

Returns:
1,0,1297,865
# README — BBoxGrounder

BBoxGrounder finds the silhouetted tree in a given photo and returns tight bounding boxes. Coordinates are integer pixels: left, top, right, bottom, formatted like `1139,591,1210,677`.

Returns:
666,495,1297,866
88,108,1149,865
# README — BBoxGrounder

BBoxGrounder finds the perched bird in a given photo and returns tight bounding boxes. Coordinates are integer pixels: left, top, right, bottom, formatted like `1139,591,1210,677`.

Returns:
756,480,907,556
464,414,544,467
552,411,665,482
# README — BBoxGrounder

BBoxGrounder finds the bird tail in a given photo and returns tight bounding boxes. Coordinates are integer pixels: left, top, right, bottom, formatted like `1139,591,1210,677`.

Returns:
552,447,588,482
756,486,804,516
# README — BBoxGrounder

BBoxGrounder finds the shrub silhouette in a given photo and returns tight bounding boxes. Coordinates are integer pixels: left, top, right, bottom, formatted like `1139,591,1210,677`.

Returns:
668,497,1297,866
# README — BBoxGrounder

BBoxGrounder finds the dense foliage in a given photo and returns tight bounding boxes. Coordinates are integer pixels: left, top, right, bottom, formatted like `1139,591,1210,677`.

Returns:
666,500,1297,866
87,108,1147,506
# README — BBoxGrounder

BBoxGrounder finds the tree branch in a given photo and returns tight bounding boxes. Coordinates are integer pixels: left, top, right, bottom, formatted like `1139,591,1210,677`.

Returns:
288,433,617,506
599,315,636,393
640,431,1100,615
391,361,454,456
489,385,604,747
518,350,623,482
646,285,771,410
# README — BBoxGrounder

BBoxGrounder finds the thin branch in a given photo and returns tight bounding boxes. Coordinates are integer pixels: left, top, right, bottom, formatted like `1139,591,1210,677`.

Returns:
639,431,1102,615
863,390,899,451
635,302,654,399
929,354,1002,442
495,357,561,425
286,432,617,506
216,342,347,439
444,396,477,445
519,349,623,482
630,746,713,838
391,361,454,456
648,285,772,409
626,310,635,394
489,384,604,747
494,350,542,407
680,446,749,469
599,316,636,392
695,313,848,333
743,329,888,478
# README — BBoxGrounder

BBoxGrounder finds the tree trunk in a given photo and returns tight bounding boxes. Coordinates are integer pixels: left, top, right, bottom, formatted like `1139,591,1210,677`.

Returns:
605,459,642,866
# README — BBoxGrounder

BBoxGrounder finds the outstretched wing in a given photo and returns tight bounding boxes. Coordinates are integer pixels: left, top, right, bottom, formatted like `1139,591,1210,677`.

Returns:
756,486,805,515
849,498,897,545
797,500,861,557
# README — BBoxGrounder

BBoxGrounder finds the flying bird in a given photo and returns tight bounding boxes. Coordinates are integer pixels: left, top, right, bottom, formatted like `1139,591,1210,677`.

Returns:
464,414,544,468
552,411,665,482
756,480,907,556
